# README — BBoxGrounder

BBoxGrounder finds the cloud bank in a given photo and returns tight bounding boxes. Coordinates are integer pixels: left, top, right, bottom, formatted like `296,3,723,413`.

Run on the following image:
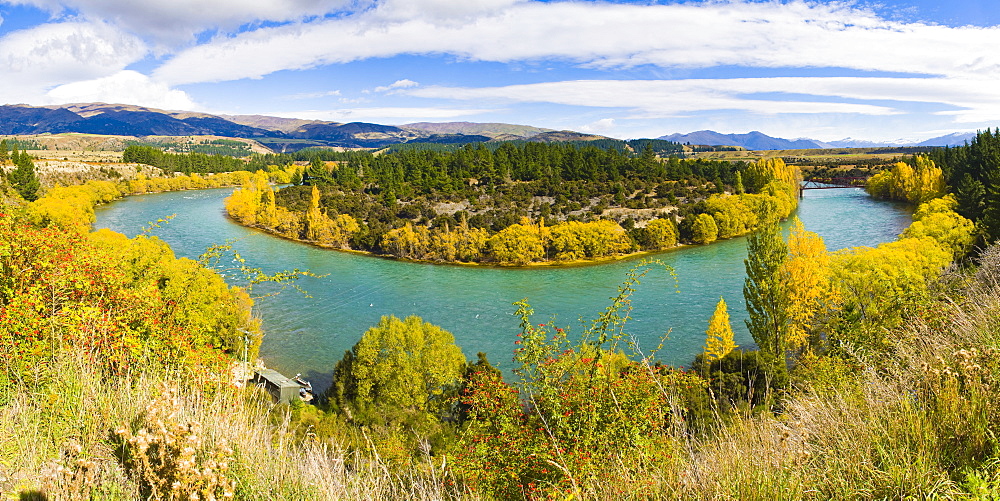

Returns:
2,0,999,138
151,1,1000,85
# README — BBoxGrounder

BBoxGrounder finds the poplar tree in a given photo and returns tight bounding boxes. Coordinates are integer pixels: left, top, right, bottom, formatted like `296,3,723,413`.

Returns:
743,216,789,357
781,218,837,351
704,297,737,361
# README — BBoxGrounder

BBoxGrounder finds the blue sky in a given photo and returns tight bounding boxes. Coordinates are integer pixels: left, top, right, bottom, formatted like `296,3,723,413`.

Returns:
1,0,999,141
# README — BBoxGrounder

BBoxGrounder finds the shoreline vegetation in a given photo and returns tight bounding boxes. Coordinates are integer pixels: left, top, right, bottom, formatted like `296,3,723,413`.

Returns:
224,143,804,266
3,131,1000,499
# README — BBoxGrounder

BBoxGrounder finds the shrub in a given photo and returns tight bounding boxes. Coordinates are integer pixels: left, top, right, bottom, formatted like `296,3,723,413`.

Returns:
115,385,236,500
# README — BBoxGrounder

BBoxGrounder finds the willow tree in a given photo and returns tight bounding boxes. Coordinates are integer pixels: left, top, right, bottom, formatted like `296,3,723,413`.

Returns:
329,315,466,418
690,213,719,245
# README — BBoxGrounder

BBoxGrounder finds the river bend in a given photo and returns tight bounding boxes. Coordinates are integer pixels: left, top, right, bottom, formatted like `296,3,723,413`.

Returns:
95,187,911,387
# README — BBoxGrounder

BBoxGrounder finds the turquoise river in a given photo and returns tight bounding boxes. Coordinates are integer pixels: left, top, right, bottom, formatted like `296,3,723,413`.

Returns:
95,187,911,389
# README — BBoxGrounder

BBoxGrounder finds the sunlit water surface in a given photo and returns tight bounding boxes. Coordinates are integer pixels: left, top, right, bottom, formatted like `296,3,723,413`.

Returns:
95,187,911,389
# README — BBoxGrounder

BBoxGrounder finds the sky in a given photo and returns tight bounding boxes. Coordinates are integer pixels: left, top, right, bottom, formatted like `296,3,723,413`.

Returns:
1,0,999,142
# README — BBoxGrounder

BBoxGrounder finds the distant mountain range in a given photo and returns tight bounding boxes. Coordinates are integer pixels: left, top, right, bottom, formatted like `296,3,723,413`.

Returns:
0,103,585,151
658,130,822,150
658,130,978,150
0,103,983,152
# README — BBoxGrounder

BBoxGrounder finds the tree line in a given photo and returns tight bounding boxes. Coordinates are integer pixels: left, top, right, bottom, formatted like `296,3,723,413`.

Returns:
924,128,1000,244
226,144,802,264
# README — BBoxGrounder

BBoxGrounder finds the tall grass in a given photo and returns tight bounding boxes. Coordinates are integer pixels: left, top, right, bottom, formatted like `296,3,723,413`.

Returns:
670,250,1000,500
0,352,459,500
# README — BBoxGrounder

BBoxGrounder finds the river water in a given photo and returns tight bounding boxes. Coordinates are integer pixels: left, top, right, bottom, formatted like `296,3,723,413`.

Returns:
94,187,911,388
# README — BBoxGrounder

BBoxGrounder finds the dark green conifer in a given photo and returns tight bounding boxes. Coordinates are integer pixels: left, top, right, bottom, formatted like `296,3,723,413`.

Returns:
10,153,40,201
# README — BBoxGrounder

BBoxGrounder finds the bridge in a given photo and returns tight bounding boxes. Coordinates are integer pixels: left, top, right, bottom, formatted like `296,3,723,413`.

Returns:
800,177,868,190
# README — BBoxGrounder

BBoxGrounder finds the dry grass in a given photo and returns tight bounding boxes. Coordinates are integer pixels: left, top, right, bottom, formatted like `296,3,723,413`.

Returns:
666,254,1000,500
0,353,461,500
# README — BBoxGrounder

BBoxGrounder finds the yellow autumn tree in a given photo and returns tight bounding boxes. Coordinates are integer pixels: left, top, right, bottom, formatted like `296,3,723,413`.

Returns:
430,224,460,261
487,223,544,265
690,213,719,245
644,218,679,250
456,216,489,262
382,223,432,260
781,218,839,351
830,236,951,348
704,297,737,361
547,220,632,261
866,155,945,203
257,187,277,228
304,185,326,242
901,194,975,259
224,172,260,225
704,194,758,239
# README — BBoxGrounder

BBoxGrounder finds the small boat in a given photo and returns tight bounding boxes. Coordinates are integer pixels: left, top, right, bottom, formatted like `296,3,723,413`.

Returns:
293,373,314,401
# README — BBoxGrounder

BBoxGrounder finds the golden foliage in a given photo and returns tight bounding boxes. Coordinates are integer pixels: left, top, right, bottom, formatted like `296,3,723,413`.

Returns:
486,222,545,265
547,220,633,261
866,156,945,203
902,194,975,259
644,217,679,250
704,297,737,361
704,194,758,239
690,213,718,245
781,218,839,351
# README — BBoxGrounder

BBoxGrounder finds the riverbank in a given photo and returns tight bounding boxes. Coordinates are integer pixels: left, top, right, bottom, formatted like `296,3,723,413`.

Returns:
231,209,694,269
94,185,915,384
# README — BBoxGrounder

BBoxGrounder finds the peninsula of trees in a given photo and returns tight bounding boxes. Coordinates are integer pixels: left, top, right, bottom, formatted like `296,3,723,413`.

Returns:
224,142,802,265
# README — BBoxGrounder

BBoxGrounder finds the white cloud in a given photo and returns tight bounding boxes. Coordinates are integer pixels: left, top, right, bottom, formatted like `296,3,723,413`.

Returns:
154,1,1000,85
274,106,496,122
13,0,355,44
409,78,906,117
373,79,419,93
402,76,1000,139
370,0,526,25
0,21,146,89
283,90,342,100
579,118,616,134
45,70,197,109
